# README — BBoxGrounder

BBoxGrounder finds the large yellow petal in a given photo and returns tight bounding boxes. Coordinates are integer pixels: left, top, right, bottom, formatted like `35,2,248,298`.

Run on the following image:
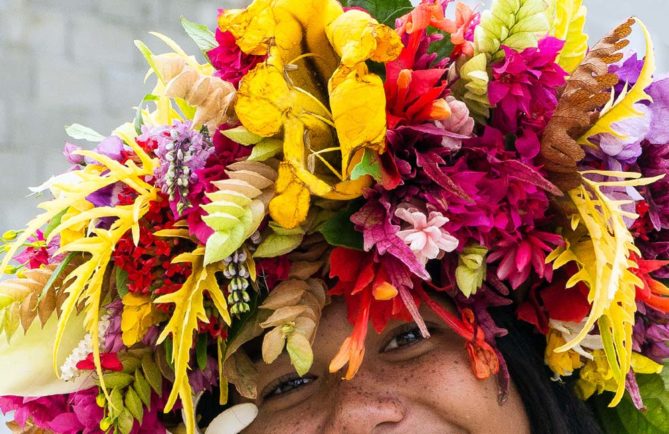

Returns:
329,66,387,176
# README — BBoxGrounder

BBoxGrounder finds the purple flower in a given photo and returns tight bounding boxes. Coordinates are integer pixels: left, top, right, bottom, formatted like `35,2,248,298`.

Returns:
647,77,669,145
149,121,213,219
610,53,645,94
633,304,669,363
63,142,85,165
594,103,649,165
189,356,218,395
83,136,126,165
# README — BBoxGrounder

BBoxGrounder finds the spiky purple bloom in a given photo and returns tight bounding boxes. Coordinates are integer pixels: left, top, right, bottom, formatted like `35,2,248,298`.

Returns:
633,304,669,363
151,121,213,219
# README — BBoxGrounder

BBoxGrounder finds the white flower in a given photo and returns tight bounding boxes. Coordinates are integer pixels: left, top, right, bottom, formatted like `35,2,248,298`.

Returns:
395,207,459,265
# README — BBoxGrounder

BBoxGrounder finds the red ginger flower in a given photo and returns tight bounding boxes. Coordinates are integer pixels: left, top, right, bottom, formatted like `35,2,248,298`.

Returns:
396,0,477,63
630,253,669,312
328,248,408,380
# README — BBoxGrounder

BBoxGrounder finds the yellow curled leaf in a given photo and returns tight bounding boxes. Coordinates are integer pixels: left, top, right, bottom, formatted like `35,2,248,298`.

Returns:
269,164,311,229
326,9,402,68
236,63,294,137
329,67,387,176
217,0,276,56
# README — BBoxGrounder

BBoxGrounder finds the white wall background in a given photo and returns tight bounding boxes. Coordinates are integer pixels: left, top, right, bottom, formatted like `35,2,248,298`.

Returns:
0,0,668,430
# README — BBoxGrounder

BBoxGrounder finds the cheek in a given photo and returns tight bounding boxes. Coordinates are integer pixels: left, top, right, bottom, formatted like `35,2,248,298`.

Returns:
388,341,529,434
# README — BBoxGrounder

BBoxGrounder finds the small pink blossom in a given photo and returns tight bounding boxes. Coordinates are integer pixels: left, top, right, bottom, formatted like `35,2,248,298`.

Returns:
395,207,459,264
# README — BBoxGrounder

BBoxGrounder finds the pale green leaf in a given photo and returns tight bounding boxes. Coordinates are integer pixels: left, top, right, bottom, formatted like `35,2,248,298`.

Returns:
65,123,105,142
125,387,144,423
286,332,313,376
253,232,304,258
222,126,264,146
181,16,217,52
248,139,283,162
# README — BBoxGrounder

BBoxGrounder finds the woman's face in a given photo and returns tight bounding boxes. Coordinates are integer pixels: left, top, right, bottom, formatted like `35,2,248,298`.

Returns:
242,299,530,433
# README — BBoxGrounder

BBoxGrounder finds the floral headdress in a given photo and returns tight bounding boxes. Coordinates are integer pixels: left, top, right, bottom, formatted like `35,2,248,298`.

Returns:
2,0,669,432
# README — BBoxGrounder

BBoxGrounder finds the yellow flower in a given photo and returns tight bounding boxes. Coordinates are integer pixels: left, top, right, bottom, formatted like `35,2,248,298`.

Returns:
120,293,162,347
545,329,583,377
220,0,402,229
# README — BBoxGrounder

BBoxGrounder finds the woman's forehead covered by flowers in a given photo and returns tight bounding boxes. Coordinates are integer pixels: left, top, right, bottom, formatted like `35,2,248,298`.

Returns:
2,0,669,433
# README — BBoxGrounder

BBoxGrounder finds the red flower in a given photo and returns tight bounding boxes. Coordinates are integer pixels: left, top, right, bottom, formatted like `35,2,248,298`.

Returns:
76,353,123,372
630,253,669,312
328,248,409,379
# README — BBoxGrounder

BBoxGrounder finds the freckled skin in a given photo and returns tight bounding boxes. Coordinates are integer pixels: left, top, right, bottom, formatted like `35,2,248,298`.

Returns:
240,300,531,434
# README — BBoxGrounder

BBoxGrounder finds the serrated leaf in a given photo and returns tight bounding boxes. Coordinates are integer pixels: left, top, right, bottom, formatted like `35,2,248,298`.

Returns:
134,369,152,408
125,387,144,424
340,0,413,26
248,138,283,162
578,18,655,147
221,126,264,146
181,16,217,52
65,123,105,142
549,0,589,73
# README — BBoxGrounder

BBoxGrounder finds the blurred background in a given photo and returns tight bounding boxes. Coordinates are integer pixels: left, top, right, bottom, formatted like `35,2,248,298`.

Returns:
0,0,668,429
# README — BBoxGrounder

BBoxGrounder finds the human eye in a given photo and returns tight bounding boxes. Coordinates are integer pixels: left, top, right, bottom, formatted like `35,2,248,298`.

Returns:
262,374,318,400
381,323,433,353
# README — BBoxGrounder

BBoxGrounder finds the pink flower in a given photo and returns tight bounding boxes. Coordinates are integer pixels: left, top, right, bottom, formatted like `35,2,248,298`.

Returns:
435,96,475,151
207,26,265,88
487,229,563,289
395,207,459,264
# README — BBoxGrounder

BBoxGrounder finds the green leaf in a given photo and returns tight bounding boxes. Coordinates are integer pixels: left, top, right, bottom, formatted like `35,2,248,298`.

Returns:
594,368,669,433
134,370,152,408
474,0,551,61
116,409,135,434
318,202,364,250
196,333,209,371
38,252,74,303
103,372,134,389
253,232,304,258
125,387,144,423
286,333,313,376
341,0,413,26
43,209,67,239
248,138,283,162
427,28,455,59
141,353,163,395
115,266,129,298
65,123,105,142
350,149,382,181
181,16,217,52
109,387,125,417
133,94,159,136
221,126,264,146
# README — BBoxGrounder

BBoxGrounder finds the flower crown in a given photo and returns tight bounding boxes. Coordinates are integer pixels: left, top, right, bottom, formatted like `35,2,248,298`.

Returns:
2,0,669,432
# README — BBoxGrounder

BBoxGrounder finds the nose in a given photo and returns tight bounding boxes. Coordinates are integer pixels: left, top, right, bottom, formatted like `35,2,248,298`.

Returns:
323,370,406,433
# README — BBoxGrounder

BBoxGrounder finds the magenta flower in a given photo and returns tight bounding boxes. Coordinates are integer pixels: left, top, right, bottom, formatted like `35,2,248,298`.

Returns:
488,37,567,160
395,206,459,264
207,26,265,88
487,229,562,289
